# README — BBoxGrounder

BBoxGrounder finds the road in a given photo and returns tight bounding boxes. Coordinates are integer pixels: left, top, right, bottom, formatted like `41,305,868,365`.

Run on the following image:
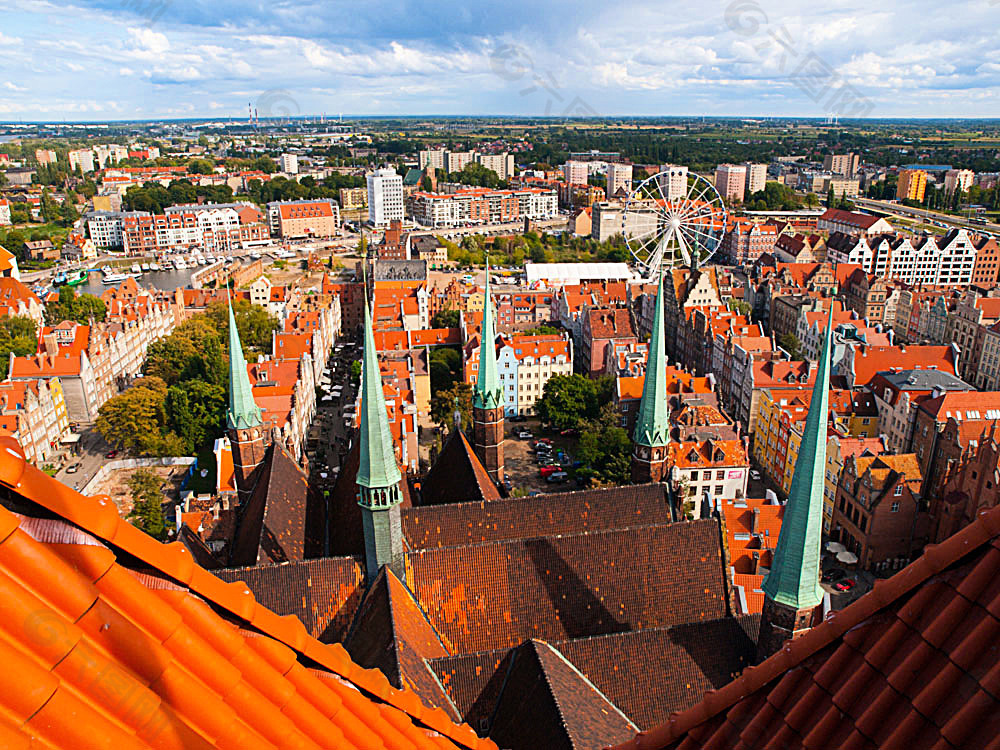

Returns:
54,426,113,491
854,197,1000,235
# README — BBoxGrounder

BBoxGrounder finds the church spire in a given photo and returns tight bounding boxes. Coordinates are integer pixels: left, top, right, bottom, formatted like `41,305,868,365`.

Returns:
226,295,262,431
472,259,505,484
631,267,670,484
357,287,404,583
758,312,833,660
473,259,502,410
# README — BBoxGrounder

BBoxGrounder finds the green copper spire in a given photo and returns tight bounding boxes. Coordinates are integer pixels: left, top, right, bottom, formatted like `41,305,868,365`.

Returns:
633,267,670,447
762,312,832,609
473,260,502,410
357,289,402,495
226,296,263,430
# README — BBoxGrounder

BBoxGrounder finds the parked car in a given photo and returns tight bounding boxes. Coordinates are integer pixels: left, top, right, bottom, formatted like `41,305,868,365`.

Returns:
560,428,579,437
821,568,846,583
105,450,119,459
517,431,533,439
533,439,552,449
833,578,856,592
539,465,561,478
509,414,526,423
546,471,569,483
750,469,762,481
65,463,81,474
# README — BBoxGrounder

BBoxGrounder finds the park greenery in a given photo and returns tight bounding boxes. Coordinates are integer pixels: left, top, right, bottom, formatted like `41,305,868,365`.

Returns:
443,231,629,268
96,301,278,457
430,308,460,329
0,316,38,378
536,374,614,431
431,381,473,433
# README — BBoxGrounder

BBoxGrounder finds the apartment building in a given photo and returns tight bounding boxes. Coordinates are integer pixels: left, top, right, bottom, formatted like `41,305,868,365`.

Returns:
476,153,515,180
339,187,367,211
418,149,446,172
68,148,95,173
121,203,268,255
410,187,557,228
714,164,747,202
562,160,589,185
658,164,689,200
817,208,893,236
34,149,57,165
720,220,778,264
0,199,10,226
465,333,572,417
823,153,860,177
444,151,474,173
0,378,70,465
669,439,750,505
266,199,340,238
605,162,633,199
367,168,405,227
85,210,150,249
743,162,767,195
944,169,974,194
279,153,299,174
897,169,928,201
94,144,129,168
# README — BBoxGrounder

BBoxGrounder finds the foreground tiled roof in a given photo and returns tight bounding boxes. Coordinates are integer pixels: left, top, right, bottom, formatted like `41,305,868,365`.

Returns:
0,437,494,750
406,520,729,654
420,429,502,507
403,483,670,551
610,505,1000,750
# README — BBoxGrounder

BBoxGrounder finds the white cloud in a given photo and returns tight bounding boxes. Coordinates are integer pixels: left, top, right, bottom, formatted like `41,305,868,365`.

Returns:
3,81,27,91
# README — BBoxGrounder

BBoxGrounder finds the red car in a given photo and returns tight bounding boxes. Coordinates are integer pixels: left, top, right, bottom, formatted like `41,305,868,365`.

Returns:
833,579,856,592
105,450,119,459
539,465,561,478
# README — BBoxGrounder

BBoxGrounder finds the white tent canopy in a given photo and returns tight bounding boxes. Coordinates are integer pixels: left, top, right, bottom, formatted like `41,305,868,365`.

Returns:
524,262,634,286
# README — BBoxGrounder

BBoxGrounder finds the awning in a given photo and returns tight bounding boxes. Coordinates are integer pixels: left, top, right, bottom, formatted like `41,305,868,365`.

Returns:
60,433,81,444
826,541,846,554
836,550,859,564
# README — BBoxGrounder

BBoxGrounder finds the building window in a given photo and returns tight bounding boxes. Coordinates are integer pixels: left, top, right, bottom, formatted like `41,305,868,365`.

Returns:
894,485,903,496
715,485,724,495
690,471,699,481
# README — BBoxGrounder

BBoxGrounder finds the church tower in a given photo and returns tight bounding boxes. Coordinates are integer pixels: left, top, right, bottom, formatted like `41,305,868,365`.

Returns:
757,313,833,661
226,297,266,502
472,262,504,484
631,268,671,484
357,289,405,584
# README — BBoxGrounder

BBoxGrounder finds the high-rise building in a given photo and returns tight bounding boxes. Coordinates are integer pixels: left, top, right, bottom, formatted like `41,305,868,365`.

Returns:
418,149,445,172
279,153,299,174
605,162,633,199
823,153,860,177
897,169,928,202
658,164,689,200
444,151,474,173
68,148,95,173
743,162,767,195
562,160,589,186
34,149,57,165
475,153,515,181
714,164,747,202
367,168,404,227
944,168,974,194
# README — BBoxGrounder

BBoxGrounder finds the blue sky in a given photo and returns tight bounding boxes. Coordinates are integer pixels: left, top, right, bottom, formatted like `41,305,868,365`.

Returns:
2,0,999,120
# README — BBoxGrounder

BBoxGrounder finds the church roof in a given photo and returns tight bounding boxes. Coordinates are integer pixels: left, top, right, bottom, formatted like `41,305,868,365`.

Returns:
420,429,501,506
634,270,670,447
226,298,263,430
359,290,403,490
612,504,1000,750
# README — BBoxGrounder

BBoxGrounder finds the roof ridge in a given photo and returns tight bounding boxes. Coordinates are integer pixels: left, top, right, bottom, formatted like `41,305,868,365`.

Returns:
610,502,1000,750
0,437,493,750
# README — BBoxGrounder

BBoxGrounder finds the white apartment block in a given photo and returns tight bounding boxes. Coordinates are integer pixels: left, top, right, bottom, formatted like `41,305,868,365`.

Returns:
828,229,976,286
823,153,860,177
944,169,974,194
469,335,573,417
743,163,767,195
34,149,57,165
85,210,149,249
658,164,689,200
715,164,747,202
418,149,446,172
94,144,129,168
68,148,95,173
279,153,299,174
563,160,589,185
824,176,860,198
367,168,405,227
0,199,10,226
475,153,515,181
606,162,633,199
445,151,474,173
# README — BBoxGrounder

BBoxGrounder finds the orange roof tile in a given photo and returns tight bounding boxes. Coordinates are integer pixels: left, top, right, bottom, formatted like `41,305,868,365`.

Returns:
0,437,493,750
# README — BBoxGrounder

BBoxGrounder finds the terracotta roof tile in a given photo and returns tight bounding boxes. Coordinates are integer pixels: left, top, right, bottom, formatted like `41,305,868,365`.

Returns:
0,437,493,750
420,430,502,507
608,504,1000,750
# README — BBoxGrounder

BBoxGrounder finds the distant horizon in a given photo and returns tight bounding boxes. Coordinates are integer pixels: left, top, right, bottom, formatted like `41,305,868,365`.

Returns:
4,0,1000,121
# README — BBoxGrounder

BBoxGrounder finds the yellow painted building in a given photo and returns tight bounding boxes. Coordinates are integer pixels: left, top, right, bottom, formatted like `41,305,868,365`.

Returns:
897,169,927,202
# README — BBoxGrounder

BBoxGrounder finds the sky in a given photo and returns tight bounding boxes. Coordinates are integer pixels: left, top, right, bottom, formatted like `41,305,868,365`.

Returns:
1,0,999,121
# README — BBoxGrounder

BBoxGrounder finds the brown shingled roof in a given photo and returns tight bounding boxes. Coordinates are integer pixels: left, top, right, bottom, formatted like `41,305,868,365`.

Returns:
420,429,502,507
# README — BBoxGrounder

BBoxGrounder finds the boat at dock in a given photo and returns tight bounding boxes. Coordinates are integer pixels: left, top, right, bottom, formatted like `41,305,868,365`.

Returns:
65,269,88,286
141,263,150,272
130,263,142,274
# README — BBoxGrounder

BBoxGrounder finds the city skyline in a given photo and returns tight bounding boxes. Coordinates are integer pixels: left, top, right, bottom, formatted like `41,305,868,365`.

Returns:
2,0,1000,120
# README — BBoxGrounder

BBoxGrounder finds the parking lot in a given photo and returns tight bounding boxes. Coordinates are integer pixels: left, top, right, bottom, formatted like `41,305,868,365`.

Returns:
502,418,579,495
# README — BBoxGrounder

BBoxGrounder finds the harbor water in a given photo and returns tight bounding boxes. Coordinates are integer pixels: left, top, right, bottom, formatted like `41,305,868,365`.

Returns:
73,267,201,297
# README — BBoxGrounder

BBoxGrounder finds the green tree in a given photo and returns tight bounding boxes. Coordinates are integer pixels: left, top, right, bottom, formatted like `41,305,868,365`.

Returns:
126,469,168,541
430,308,460,328
350,359,361,385
96,377,169,455
522,325,561,336
145,317,226,388
45,287,106,325
575,404,632,486
536,374,612,431
0,316,38,378
431,382,473,431
778,332,804,360
428,346,462,394
187,158,215,175
205,299,278,357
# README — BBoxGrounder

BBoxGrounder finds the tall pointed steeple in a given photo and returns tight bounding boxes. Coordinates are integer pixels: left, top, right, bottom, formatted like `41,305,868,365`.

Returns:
631,267,671,484
472,260,504,484
225,295,266,500
357,287,404,583
227,296,263,431
757,312,833,660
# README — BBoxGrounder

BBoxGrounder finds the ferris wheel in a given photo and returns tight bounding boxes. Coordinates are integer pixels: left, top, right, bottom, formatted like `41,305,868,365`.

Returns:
622,170,727,279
